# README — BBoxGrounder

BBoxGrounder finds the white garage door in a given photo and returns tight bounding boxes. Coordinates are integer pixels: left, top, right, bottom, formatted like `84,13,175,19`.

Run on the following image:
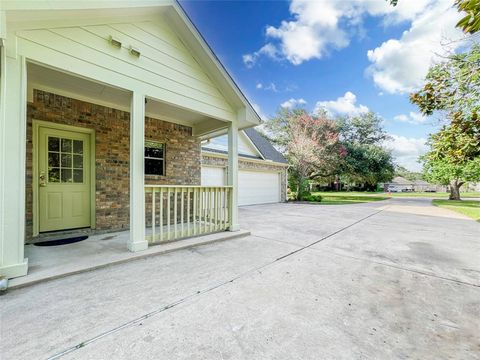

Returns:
202,166,281,206
201,166,225,186
238,170,280,206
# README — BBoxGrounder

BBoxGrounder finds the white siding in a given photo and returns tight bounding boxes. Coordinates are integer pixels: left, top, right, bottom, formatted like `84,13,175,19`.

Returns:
15,17,235,121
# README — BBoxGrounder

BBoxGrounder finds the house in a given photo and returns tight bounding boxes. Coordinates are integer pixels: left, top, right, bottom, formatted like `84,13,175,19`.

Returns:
0,0,262,279
201,128,288,206
384,177,446,192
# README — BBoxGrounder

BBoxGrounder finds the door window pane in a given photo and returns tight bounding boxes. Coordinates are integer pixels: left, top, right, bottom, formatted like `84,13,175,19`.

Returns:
61,169,73,183
73,169,83,183
48,137,60,151
61,138,72,153
48,153,60,168
73,140,83,154
49,168,60,183
73,155,83,168
61,153,72,167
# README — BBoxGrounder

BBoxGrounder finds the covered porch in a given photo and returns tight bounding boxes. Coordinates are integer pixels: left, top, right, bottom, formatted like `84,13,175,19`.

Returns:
0,2,261,280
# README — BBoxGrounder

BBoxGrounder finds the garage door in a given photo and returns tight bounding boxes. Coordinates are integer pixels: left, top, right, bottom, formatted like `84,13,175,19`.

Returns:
238,170,280,206
201,166,226,186
202,166,281,206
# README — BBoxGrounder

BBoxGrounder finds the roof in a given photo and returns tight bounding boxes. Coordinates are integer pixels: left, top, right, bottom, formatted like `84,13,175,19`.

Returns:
202,128,288,165
243,128,288,164
389,176,413,185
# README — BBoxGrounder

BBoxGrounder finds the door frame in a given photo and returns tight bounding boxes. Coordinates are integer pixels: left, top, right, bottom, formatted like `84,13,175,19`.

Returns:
32,120,96,236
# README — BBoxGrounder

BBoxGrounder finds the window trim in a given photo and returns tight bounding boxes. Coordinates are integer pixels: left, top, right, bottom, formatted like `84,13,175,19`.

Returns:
144,140,166,176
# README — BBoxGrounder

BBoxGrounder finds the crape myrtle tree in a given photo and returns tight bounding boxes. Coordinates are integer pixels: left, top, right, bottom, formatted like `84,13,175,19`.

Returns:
335,112,395,191
264,108,345,200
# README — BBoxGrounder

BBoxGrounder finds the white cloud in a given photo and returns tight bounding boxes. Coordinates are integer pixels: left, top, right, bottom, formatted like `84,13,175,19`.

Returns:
314,91,369,116
256,83,263,89
385,134,428,171
243,0,446,67
367,1,464,94
280,98,307,109
393,111,427,125
243,43,279,67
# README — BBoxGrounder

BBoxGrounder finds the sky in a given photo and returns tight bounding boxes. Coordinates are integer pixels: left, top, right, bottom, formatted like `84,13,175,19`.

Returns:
180,0,467,171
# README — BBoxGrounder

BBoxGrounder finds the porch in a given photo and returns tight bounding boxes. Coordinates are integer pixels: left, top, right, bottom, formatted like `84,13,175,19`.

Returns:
9,227,250,289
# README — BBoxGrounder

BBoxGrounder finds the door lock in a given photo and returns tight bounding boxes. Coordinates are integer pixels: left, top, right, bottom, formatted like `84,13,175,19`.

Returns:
39,172,47,187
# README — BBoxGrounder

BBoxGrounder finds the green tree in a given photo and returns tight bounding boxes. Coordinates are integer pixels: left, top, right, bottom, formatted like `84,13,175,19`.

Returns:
265,109,345,200
422,116,480,199
336,112,394,190
410,45,480,120
394,165,424,181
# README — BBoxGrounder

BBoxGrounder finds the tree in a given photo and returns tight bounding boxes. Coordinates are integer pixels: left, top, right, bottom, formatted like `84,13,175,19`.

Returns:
394,165,424,181
335,112,394,190
265,109,345,200
410,45,480,120
421,116,480,199
388,0,480,34
340,143,395,191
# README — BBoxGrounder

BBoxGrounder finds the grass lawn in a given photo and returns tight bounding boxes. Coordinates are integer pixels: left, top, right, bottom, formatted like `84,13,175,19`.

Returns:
385,192,480,198
432,199,480,222
310,192,390,205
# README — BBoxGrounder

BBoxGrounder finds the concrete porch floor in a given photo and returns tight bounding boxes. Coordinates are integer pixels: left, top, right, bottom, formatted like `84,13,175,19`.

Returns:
9,229,250,289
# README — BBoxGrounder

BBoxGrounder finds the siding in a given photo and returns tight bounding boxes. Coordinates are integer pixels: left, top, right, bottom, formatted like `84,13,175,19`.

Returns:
16,16,235,121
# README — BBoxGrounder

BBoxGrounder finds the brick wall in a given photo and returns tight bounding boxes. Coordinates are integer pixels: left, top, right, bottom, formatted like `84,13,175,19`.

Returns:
201,154,287,202
26,90,201,241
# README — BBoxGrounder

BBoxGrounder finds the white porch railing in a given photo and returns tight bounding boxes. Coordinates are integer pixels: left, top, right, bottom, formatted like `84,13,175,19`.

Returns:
145,185,233,243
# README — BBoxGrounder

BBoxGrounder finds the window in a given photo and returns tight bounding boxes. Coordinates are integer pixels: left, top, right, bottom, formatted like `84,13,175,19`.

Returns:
48,136,84,183
145,141,165,176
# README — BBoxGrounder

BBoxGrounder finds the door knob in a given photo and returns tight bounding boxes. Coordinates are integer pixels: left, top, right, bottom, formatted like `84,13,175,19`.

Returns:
39,172,47,187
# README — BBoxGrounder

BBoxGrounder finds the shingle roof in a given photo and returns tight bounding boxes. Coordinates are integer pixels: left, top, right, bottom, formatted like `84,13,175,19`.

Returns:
243,128,288,164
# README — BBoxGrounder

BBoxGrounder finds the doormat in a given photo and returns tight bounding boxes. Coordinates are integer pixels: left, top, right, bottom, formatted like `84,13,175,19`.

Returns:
34,236,88,247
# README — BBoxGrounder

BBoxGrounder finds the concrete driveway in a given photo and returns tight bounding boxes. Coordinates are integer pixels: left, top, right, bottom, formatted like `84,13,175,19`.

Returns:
1,198,479,359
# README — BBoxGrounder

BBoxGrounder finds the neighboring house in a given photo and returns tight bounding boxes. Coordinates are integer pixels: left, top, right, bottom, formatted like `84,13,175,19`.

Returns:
384,177,446,192
0,1,262,279
201,128,288,206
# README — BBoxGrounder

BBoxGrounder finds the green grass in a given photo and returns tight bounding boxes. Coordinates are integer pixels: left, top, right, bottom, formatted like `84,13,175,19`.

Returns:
385,192,480,198
310,192,389,205
432,199,480,222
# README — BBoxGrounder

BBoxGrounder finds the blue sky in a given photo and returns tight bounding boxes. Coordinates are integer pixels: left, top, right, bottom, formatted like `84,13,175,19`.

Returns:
180,0,465,171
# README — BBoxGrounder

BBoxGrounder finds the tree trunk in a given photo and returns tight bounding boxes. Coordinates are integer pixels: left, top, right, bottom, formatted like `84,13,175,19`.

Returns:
297,176,305,201
449,180,464,200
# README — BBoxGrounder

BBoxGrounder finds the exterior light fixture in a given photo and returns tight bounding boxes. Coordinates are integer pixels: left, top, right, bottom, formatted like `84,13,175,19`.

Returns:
129,46,141,58
108,35,122,48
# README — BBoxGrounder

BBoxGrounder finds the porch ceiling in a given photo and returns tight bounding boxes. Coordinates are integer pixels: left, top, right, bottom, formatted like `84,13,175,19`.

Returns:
27,62,227,135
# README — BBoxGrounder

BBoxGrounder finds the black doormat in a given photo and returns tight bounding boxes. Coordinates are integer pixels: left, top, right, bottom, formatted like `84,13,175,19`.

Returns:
34,236,88,247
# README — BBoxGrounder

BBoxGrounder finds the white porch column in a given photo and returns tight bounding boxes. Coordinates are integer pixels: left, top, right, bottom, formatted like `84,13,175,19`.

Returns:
227,119,240,231
0,42,29,278
128,92,148,252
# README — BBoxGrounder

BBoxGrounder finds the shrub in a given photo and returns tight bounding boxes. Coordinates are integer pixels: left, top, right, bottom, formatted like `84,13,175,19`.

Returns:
303,194,322,202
